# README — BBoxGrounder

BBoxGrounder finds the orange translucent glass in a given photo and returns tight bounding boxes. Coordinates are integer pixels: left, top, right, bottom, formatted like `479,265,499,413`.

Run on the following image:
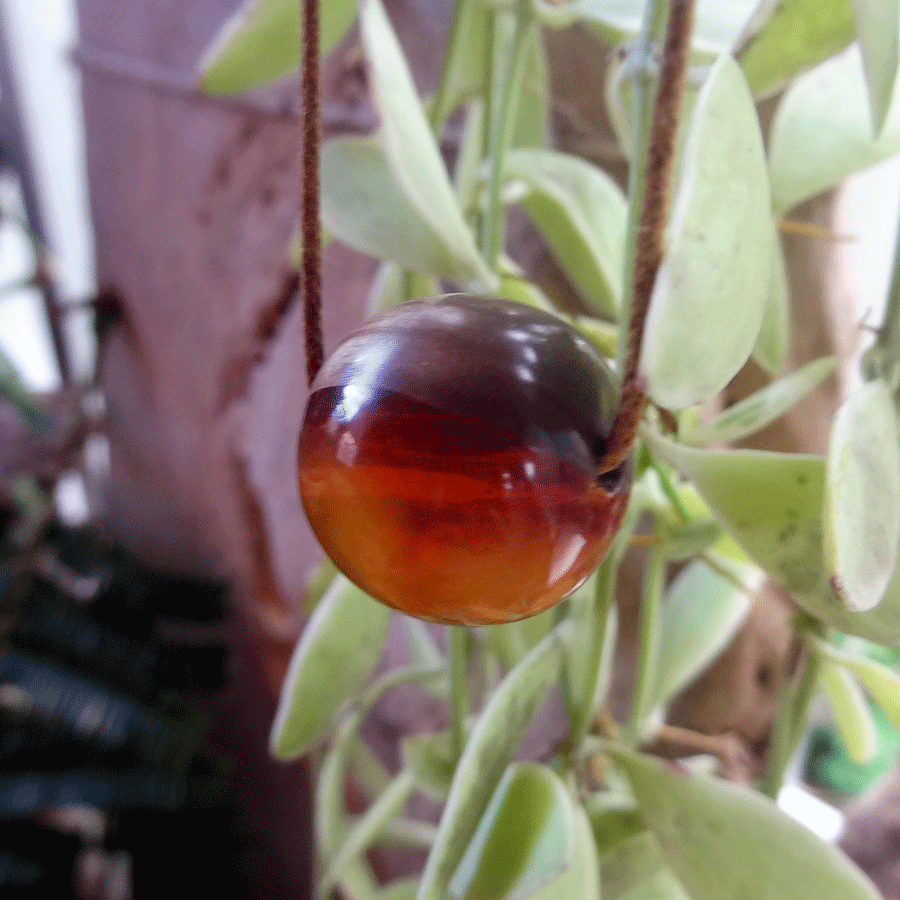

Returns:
300,386,628,625
297,295,631,625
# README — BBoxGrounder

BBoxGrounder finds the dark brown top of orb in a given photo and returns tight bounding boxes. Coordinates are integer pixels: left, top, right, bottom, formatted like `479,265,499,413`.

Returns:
311,295,619,477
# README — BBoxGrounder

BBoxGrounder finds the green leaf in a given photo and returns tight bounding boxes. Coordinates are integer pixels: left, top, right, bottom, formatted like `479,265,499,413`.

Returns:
348,740,393,797
824,379,900,611
415,622,573,900
847,563,900,647
584,792,647,857
647,427,900,645
619,874,689,900
396,617,448,704
317,747,380,897
536,0,756,53
846,657,900,736
769,47,900,214
563,567,620,723
604,55,634,157
851,0,900,135
737,0,856,99
377,880,420,900
319,771,417,899
198,0,355,94
753,228,790,374
506,800,598,900
532,802,599,900
401,617,444,673
270,577,392,759
811,635,900,736
432,1,491,127
300,559,339,615
366,263,440,316
608,746,881,900
316,665,446,897
321,137,481,280
660,518,724,560
599,831,687,900
316,725,353,863
455,100,487,221
514,29,551,150
449,764,571,900
496,271,555,311
573,316,619,358
360,0,493,287
504,148,627,318
644,428,828,595
489,15,551,149
681,356,837,447
650,556,754,711
675,486,750,562
486,605,557,670
640,55,772,409
402,730,457,802
818,661,878,765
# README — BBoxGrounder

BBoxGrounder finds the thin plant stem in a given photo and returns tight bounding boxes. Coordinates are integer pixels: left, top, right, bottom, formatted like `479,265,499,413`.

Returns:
481,1,533,270
650,457,691,522
376,816,438,850
760,659,800,799
429,0,471,133
301,0,323,385
566,500,641,747
760,619,825,798
317,770,416,899
790,649,823,747
601,0,697,473
450,625,469,760
400,269,415,305
625,535,667,743
476,11,497,251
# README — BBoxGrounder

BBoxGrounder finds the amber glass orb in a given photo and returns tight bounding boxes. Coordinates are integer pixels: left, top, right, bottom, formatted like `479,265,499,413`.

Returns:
298,294,631,626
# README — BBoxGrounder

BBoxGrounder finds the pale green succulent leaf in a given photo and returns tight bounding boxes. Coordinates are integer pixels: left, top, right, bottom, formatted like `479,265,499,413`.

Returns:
609,746,881,900
199,0,355,94
769,47,900,214
651,556,755,711
818,662,879,765
824,379,900,611
681,356,836,447
737,0,856,99
416,623,572,900
850,0,900,135
752,227,791,374
360,0,493,286
270,577,391,759
504,148,627,319
640,55,772,409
